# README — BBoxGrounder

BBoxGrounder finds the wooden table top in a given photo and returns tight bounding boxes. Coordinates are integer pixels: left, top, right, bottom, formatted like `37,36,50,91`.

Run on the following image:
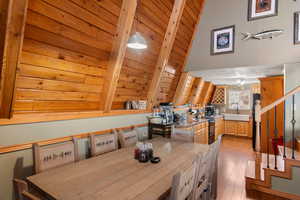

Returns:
28,138,209,200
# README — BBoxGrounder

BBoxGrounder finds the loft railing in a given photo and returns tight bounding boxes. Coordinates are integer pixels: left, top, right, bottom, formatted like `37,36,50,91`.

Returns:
255,85,300,174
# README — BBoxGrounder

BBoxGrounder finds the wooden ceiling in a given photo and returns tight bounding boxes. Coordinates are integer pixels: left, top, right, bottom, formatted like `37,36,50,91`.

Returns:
0,0,210,123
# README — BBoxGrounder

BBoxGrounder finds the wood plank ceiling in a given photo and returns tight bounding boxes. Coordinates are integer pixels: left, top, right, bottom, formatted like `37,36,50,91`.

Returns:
0,0,208,120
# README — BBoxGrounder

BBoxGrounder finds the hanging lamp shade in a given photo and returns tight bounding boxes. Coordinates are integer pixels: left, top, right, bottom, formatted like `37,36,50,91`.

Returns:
127,32,147,50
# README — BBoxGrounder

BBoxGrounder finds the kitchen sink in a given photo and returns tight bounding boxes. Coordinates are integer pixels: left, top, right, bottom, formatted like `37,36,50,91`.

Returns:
223,113,250,121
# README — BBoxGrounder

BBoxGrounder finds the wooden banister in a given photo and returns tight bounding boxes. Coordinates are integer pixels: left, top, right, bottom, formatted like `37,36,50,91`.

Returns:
260,85,300,115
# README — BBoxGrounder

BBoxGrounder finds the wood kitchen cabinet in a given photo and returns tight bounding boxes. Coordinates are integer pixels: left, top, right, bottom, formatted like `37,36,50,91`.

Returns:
225,120,237,135
214,117,225,139
194,121,209,144
224,120,253,138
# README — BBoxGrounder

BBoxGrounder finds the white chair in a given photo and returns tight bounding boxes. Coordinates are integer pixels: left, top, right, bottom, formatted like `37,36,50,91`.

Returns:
118,128,138,148
171,126,194,142
169,160,197,200
191,151,213,200
193,135,222,200
207,135,222,200
33,137,79,174
89,130,118,157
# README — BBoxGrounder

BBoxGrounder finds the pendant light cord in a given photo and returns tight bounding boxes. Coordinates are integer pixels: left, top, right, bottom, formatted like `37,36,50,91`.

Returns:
135,0,140,33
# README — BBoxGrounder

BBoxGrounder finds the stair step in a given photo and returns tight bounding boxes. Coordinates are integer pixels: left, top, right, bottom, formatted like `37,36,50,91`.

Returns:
278,145,300,160
261,153,285,172
245,153,284,181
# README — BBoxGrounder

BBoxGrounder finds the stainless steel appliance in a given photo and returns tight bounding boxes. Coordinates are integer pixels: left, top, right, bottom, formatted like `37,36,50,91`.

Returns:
159,103,174,125
205,105,216,117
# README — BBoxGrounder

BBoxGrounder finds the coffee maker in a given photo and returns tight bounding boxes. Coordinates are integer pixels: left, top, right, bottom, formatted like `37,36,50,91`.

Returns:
159,103,174,125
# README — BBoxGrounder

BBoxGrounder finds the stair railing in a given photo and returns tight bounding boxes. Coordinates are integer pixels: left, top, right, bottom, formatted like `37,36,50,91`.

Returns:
255,85,300,171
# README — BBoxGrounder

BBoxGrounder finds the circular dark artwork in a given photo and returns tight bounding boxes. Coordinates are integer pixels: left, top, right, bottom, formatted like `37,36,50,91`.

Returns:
217,33,230,49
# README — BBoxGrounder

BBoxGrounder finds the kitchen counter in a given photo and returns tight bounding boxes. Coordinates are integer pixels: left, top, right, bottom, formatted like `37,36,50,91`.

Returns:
223,113,250,121
174,119,208,128
174,119,210,144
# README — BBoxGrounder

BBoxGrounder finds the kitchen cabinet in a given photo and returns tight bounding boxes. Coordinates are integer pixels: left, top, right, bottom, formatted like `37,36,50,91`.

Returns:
193,121,209,144
214,117,225,139
225,120,237,135
211,86,227,105
236,121,249,137
224,119,252,138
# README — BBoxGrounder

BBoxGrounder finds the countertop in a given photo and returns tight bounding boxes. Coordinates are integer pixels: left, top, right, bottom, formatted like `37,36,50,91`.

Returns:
175,118,208,128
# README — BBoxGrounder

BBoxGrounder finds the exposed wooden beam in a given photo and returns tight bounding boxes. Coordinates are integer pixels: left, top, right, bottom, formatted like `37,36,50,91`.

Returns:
0,0,28,118
198,81,212,107
102,0,137,112
188,77,204,105
203,82,214,105
146,0,187,110
173,72,194,106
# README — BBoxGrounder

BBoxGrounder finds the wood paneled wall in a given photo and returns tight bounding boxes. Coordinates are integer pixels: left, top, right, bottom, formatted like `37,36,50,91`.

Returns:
13,0,119,113
157,0,206,103
260,76,284,153
198,81,214,107
0,0,206,122
188,77,204,105
173,72,195,105
112,0,171,109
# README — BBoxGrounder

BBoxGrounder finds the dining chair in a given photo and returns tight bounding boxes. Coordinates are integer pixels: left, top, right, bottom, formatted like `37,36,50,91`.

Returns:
191,151,213,200
171,126,194,142
169,160,197,200
33,137,79,174
207,135,223,200
118,128,138,148
89,131,118,157
14,179,41,200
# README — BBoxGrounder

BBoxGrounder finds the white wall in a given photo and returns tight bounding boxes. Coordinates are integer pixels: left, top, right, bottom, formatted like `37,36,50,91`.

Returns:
186,0,300,71
284,63,300,140
0,113,151,200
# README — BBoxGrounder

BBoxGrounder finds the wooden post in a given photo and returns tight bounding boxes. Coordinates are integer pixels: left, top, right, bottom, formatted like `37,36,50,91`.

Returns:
255,152,261,180
102,0,137,112
146,0,187,110
0,0,28,118
255,100,261,152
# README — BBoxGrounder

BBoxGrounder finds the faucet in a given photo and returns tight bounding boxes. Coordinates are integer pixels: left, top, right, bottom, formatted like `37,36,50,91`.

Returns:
232,103,240,114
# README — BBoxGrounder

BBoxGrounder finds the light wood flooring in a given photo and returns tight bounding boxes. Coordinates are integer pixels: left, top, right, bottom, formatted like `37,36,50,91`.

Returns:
217,135,256,200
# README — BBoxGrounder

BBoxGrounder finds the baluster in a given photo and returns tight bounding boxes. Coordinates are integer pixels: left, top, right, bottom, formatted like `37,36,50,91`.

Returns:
255,100,261,152
274,106,278,170
267,111,270,168
283,100,286,158
291,95,296,160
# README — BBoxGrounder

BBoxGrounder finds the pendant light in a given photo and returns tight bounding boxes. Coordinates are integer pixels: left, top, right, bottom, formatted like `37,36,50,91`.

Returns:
127,0,147,50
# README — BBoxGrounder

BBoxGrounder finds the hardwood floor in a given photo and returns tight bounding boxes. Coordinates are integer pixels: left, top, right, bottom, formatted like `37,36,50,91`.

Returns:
217,135,256,200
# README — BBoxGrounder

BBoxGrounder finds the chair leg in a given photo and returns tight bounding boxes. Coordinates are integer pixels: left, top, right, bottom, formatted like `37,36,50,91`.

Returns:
13,179,41,200
14,179,29,200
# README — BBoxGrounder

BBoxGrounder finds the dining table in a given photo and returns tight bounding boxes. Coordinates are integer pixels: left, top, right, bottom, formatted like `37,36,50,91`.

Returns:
27,137,209,200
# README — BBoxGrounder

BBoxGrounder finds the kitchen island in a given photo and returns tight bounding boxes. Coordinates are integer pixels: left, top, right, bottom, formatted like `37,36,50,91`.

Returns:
174,119,209,144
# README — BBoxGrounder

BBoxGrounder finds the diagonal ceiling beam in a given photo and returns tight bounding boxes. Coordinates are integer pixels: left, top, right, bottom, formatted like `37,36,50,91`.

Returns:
0,0,28,118
146,0,187,110
188,77,204,105
102,0,137,112
173,72,195,106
